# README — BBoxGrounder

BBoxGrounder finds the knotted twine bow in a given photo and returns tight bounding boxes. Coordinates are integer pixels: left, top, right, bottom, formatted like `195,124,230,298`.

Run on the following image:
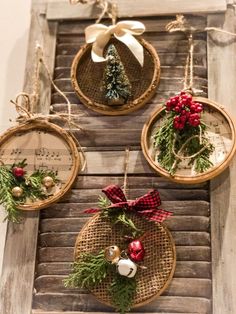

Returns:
85,21,146,66
85,185,172,223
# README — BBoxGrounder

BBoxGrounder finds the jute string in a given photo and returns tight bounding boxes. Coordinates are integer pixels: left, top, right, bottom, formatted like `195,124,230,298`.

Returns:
10,44,86,171
69,0,118,24
122,147,130,196
166,16,216,169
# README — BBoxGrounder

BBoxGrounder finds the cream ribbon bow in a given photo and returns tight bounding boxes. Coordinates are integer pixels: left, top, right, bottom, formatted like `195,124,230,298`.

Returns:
85,21,146,66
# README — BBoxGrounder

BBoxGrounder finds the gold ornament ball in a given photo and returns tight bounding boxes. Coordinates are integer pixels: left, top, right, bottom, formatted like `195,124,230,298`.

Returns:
42,176,54,188
12,186,23,198
104,245,121,263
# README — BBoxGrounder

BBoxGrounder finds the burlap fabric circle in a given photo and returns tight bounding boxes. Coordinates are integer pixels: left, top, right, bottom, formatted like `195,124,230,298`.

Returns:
71,37,160,115
74,213,176,308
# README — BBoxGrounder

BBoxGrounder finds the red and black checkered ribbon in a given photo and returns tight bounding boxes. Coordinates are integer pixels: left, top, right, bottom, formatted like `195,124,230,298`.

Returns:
84,185,172,223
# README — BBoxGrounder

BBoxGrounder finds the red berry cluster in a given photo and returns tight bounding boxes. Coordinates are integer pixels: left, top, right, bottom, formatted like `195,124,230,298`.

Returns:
12,167,25,178
166,91,203,130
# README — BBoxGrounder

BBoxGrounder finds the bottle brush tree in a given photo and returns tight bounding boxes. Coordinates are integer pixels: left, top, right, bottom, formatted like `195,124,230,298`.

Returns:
103,44,132,105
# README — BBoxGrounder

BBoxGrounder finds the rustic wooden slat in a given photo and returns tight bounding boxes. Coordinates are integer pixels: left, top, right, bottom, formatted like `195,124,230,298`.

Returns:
33,293,211,312
38,231,210,247
72,175,209,190
51,88,208,107
36,261,211,278
38,246,211,263
57,17,207,35
34,275,211,298
54,65,207,80
208,8,236,314
46,0,226,20
55,53,207,68
56,40,207,56
41,200,210,218
60,188,209,203
0,14,58,314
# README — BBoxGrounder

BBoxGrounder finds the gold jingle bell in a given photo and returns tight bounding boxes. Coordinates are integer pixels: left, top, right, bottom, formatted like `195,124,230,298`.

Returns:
104,245,121,264
42,176,54,189
12,186,23,198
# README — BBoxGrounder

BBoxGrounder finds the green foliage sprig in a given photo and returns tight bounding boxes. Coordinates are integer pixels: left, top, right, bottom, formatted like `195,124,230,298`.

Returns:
98,196,141,238
153,91,215,176
64,250,137,314
0,165,20,223
153,118,214,175
64,250,109,289
110,274,137,314
0,159,59,223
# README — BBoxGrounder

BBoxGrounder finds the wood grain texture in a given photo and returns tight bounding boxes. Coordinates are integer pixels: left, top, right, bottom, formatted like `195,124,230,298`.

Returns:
32,15,211,314
46,0,226,20
208,8,236,314
0,13,58,314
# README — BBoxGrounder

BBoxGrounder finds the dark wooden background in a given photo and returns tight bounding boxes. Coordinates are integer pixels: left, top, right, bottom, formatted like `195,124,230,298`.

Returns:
33,16,211,314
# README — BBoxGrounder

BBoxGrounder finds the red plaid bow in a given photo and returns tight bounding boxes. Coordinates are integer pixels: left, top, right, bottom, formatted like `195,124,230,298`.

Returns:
85,185,172,223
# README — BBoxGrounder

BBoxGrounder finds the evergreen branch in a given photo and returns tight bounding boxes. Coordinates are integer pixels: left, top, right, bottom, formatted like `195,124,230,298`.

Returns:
0,161,59,223
64,250,110,289
110,273,137,314
0,166,21,223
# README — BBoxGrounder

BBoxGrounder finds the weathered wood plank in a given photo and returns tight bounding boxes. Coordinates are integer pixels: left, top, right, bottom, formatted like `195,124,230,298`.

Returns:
54,65,207,80
41,200,210,218
38,231,210,247
36,261,211,278
55,53,207,68
32,312,201,314
38,246,211,263
51,87,208,107
46,0,226,20
208,8,236,314
0,14,58,314
60,188,209,203
33,293,211,312
56,40,207,56
34,276,211,298
57,17,207,35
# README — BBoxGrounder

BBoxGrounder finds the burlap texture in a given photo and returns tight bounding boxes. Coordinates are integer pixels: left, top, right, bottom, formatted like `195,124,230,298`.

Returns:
74,213,176,308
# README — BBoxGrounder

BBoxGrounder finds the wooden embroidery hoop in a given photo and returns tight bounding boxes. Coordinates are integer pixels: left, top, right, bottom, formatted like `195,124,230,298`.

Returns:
74,213,176,308
0,120,81,211
71,37,160,115
141,97,236,184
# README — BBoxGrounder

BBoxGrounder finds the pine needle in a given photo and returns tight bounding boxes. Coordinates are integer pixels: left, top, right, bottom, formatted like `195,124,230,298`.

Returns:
110,273,137,314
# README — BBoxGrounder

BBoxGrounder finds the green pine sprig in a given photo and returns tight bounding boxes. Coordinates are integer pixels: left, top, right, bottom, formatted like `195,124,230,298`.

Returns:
153,116,214,175
64,250,110,289
0,165,20,223
110,273,137,314
0,160,59,223
98,196,141,238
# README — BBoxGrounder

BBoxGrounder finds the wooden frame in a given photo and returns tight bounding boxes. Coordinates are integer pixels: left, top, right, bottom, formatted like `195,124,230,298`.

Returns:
0,120,81,211
1,1,236,314
141,97,236,184
71,38,160,115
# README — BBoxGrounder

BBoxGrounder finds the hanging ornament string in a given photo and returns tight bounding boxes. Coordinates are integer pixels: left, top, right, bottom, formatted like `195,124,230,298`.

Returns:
183,33,194,92
166,14,236,42
10,44,86,171
122,147,130,197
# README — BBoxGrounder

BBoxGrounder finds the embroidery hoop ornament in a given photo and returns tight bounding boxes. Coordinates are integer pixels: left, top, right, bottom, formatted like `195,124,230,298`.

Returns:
141,19,236,184
71,3,160,115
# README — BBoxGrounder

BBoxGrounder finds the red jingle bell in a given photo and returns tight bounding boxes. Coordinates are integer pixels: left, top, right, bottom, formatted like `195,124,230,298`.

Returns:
128,239,145,262
12,167,25,178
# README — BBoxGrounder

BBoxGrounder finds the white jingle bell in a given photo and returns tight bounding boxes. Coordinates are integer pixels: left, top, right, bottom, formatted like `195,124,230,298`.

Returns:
117,258,137,278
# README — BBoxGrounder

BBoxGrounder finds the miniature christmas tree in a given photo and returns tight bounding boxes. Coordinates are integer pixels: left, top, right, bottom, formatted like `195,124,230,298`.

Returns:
103,44,132,105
